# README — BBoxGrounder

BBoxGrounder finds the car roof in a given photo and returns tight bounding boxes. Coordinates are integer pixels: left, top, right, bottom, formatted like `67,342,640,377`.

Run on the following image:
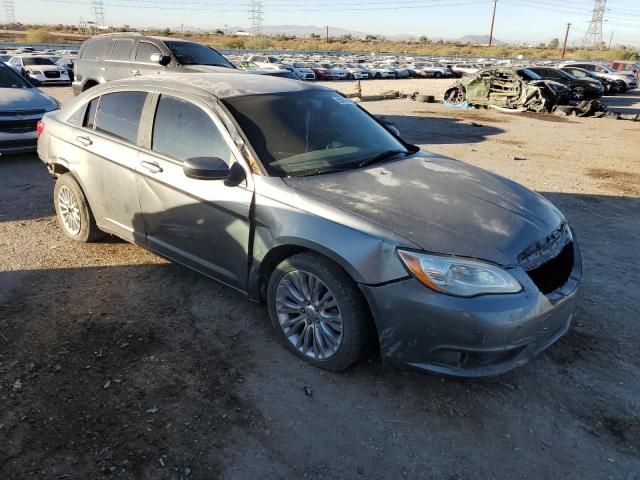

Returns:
96,72,331,99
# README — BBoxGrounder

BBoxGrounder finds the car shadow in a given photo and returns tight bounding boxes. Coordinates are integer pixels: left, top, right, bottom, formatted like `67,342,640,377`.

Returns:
602,90,640,115
377,114,505,145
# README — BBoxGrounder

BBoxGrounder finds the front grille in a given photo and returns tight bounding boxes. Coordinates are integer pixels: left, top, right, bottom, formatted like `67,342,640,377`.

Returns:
44,71,61,79
526,242,574,294
0,119,39,134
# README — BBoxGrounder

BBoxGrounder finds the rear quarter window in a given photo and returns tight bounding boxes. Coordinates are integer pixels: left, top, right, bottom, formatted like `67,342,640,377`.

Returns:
81,38,110,60
109,39,134,61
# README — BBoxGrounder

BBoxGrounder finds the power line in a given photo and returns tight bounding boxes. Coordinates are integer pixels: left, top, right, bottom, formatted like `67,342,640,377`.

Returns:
4,0,15,24
583,0,606,49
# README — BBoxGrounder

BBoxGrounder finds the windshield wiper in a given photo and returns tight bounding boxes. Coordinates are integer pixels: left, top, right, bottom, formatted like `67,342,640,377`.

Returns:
357,149,408,168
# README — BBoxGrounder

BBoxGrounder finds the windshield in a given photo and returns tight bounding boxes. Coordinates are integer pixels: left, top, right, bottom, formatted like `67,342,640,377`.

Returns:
517,68,542,81
293,63,306,68
223,91,410,177
0,65,31,88
164,41,234,68
23,57,55,66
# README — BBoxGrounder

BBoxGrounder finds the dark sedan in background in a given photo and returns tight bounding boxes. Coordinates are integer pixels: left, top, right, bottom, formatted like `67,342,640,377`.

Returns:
37,73,581,377
0,62,59,155
527,66,604,100
560,66,625,95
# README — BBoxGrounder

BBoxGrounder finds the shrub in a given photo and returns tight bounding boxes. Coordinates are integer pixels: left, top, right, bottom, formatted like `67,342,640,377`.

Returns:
24,30,56,43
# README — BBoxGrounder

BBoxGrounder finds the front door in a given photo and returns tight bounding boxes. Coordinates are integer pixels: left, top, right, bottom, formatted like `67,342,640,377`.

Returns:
136,93,253,291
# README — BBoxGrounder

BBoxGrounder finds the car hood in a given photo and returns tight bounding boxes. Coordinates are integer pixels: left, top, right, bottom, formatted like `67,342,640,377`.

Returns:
182,65,238,73
282,152,564,266
26,64,63,72
0,87,58,112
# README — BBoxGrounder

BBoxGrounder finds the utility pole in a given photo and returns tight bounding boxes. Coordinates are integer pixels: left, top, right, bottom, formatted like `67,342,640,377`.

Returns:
608,31,614,49
92,0,105,28
488,0,497,46
326,25,329,43
248,0,263,36
561,22,571,58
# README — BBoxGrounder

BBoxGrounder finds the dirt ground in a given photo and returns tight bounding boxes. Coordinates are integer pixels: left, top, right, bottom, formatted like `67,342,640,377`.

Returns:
1,82,639,480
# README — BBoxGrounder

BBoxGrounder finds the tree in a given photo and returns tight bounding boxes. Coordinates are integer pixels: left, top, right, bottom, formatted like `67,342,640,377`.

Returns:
224,39,246,49
419,35,429,44
215,29,224,35
548,38,560,49
365,34,378,41
161,27,171,36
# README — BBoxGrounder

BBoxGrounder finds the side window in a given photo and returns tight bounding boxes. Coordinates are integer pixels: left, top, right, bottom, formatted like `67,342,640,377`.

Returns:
81,38,109,60
83,97,99,129
94,92,147,144
109,39,134,61
152,95,231,163
135,42,162,62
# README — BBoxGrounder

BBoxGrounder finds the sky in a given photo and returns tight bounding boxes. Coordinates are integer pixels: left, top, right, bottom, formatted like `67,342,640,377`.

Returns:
8,0,640,46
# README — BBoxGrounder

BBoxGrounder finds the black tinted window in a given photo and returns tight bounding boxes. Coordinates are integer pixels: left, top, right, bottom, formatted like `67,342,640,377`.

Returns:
83,97,99,129
164,41,233,68
152,95,231,163
23,57,55,66
81,38,109,60
110,39,133,61
94,92,147,144
135,42,161,62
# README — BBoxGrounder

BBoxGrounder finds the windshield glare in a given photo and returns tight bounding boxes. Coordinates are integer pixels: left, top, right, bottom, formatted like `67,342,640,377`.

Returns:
223,91,409,177
164,41,233,68
518,68,542,81
0,65,31,88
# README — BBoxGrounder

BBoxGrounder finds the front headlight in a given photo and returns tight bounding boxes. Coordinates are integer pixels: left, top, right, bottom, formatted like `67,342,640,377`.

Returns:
398,250,522,297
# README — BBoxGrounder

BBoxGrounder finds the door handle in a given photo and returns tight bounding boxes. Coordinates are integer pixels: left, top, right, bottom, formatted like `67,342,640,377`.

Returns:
130,69,140,75
141,161,163,174
76,135,92,146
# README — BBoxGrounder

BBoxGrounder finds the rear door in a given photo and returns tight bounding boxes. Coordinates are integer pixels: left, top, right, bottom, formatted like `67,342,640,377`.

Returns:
136,93,253,291
105,38,134,81
71,90,150,242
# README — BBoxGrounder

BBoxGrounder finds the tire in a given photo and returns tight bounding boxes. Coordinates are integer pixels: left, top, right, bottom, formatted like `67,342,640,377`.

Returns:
375,72,381,79
573,87,586,100
267,252,372,371
434,71,442,78
54,173,104,243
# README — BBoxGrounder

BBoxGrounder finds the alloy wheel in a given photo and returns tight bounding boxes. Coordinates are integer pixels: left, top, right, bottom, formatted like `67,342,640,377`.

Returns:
57,185,81,236
275,270,344,360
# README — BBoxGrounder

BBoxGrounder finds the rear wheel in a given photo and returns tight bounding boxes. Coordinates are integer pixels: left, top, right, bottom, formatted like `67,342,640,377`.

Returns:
434,71,442,78
54,173,104,242
267,253,372,371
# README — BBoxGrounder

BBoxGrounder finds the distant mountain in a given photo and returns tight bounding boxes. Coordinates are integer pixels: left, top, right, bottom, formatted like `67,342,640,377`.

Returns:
456,34,506,45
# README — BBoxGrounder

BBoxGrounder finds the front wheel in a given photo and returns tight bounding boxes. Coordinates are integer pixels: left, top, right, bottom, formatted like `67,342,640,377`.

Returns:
267,253,372,371
572,87,586,100
54,173,104,242
434,71,442,78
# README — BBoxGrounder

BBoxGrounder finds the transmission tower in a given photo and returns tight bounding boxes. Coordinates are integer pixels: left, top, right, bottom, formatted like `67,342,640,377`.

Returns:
248,0,263,35
92,0,105,27
583,0,606,49
4,0,15,25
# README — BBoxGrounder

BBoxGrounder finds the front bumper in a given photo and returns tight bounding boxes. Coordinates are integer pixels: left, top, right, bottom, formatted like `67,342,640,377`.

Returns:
0,131,38,154
360,241,582,377
28,72,71,85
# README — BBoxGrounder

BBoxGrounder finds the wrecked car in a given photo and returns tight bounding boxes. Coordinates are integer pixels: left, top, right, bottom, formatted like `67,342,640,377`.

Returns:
444,67,572,112
37,73,582,377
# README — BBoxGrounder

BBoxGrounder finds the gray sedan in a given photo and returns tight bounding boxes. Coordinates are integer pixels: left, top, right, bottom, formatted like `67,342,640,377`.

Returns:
0,62,59,154
37,73,581,376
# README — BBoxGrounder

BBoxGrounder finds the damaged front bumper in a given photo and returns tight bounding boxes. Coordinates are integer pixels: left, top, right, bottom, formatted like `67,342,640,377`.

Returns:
360,241,582,377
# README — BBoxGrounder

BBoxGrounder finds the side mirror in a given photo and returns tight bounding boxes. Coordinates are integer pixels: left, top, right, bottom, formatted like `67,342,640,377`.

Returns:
150,52,171,66
183,157,229,180
183,157,247,186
